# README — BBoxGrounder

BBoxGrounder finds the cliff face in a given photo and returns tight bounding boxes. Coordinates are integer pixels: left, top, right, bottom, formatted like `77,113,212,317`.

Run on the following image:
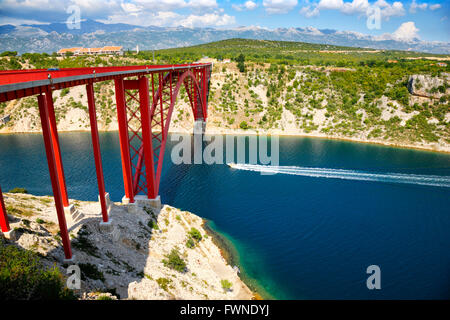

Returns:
2,192,253,300
408,73,450,99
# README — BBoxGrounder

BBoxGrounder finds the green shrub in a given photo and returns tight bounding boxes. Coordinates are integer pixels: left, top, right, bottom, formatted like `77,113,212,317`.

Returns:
60,88,70,98
221,279,232,292
237,61,245,73
148,220,159,230
8,187,28,194
239,121,249,130
0,239,75,300
186,237,195,249
0,51,17,57
162,249,186,272
79,263,104,281
188,228,202,242
156,277,172,291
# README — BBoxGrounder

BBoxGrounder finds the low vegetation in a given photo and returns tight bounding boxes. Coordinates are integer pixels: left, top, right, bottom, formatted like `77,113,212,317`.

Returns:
162,248,187,273
78,263,105,282
156,277,172,292
186,227,203,249
221,279,233,292
8,187,28,194
0,238,75,300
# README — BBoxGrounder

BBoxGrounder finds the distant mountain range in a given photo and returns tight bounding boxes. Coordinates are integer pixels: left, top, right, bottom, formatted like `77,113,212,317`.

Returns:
0,19,449,54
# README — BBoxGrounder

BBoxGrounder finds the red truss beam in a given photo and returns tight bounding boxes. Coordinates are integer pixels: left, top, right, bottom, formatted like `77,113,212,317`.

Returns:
114,67,210,199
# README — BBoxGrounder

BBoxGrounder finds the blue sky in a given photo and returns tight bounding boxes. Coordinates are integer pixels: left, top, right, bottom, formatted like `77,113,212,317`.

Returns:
0,0,448,42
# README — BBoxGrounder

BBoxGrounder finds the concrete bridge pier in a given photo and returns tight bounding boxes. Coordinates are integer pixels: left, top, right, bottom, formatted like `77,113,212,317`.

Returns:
125,195,161,214
193,120,206,135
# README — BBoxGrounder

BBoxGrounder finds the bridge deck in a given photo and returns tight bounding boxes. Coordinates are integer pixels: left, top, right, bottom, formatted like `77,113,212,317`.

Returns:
0,63,210,103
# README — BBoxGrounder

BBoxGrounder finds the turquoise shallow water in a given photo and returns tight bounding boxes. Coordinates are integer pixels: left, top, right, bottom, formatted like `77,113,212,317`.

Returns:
0,132,449,299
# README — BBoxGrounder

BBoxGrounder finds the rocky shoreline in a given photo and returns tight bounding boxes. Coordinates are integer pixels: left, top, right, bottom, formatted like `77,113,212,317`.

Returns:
1,192,255,300
202,220,268,300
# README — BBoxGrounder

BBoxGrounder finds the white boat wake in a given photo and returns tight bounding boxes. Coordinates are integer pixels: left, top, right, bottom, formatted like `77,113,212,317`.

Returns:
228,163,450,188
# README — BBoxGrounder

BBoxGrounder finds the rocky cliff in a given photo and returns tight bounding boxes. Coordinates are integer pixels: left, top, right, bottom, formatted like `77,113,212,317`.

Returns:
1,192,254,300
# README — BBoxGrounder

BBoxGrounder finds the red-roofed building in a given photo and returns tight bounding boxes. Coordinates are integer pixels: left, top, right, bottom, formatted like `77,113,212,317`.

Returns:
57,46,123,56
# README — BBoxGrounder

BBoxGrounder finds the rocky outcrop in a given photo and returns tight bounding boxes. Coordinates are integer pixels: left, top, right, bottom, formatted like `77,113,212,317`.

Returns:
407,74,449,99
1,192,254,300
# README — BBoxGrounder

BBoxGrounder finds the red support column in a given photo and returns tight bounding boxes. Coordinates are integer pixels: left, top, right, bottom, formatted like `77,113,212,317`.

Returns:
45,90,69,207
0,185,10,233
114,78,134,203
86,83,109,223
193,70,198,120
139,76,157,199
202,67,208,119
159,73,164,139
37,94,72,261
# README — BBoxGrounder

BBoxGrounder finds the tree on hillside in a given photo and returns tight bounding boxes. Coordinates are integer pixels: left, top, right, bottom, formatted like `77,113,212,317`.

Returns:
236,53,245,73
0,51,17,57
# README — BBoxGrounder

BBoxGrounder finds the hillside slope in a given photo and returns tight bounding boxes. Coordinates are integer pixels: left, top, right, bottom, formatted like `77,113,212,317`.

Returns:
0,39,449,152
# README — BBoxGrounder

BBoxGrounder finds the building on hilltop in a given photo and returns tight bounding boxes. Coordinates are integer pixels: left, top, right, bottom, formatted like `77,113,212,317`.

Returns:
57,46,123,56
196,56,217,64
101,46,124,55
57,47,83,56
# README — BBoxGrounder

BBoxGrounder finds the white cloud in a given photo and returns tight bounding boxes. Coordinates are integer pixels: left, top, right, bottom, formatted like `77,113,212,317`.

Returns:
71,0,123,17
0,0,236,28
1,0,65,13
299,5,320,17
341,0,370,14
300,0,405,20
121,2,142,14
0,16,50,26
179,13,236,27
187,0,219,11
392,21,419,41
374,0,405,19
232,1,258,11
263,0,298,14
409,0,427,14
429,4,441,11
133,0,187,11
100,9,236,28
100,10,181,26
317,0,344,10
0,0,123,22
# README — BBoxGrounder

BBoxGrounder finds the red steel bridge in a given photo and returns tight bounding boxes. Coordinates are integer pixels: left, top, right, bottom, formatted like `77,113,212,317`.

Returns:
0,63,212,261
